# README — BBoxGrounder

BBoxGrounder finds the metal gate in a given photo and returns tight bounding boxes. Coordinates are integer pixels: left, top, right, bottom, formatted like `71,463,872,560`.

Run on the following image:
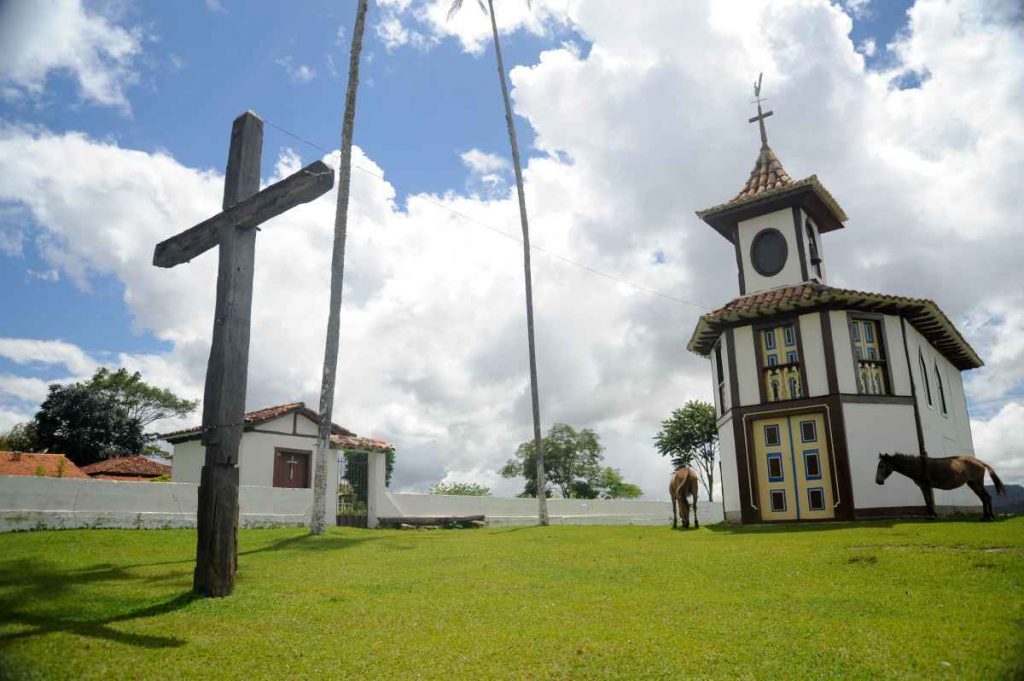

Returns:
337,452,369,528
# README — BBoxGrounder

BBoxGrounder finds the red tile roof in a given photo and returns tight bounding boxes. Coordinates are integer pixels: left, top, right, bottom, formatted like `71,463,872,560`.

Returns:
687,282,983,370
732,144,793,201
161,401,392,451
0,452,89,478
81,456,171,478
695,139,848,241
331,433,393,452
161,401,354,442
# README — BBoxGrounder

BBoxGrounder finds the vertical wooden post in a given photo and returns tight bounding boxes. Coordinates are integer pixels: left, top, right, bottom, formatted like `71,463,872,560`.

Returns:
193,112,262,597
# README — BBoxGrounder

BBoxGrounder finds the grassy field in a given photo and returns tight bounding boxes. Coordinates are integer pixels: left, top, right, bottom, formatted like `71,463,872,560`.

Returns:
0,519,1022,680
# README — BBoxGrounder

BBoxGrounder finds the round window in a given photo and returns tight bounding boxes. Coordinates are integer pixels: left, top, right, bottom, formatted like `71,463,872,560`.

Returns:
750,228,788,276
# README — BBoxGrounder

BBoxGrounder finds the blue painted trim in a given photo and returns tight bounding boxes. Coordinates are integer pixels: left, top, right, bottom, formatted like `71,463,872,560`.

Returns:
785,418,802,520
803,449,822,480
799,419,817,443
807,487,826,512
766,452,784,482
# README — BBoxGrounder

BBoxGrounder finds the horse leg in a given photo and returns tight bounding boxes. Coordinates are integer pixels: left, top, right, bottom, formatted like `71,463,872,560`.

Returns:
968,479,992,521
917,483,936,518
924,485,936,518
681,498,690,529
671,494,677,529
692,493,699,529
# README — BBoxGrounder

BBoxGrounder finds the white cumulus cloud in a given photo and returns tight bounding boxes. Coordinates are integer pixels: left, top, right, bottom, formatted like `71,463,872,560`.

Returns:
0,0,143,111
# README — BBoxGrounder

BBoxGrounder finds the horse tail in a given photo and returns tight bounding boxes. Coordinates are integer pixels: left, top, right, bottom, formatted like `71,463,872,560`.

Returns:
983,462,1006,496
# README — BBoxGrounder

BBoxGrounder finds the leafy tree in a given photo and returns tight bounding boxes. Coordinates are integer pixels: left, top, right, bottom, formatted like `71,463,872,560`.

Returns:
88,368,198,428
654,400,718,501
449,0,549,525
431,481,491,496
598,467,642,500
501,423,642,499
0,422,38,452
32,368,197,467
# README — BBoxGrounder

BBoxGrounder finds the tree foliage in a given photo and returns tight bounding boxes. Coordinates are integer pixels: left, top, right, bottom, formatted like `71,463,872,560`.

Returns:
88,368,199,427
501,423,642,499
654,400,718,501
430,481,491,496
31,368,198,466
0,422,38,452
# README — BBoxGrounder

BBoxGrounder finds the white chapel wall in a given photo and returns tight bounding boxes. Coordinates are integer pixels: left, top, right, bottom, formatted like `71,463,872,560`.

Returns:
903,325,975,457
798,313,828,397
736,208,803,293
171,440,204,483
842,402,978,511
883,315,913,396
718,415,741,517
733,326,760,406
829,310,858,393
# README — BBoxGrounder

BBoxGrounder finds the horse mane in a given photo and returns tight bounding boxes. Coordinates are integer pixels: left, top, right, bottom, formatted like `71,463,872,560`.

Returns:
888,452,920,463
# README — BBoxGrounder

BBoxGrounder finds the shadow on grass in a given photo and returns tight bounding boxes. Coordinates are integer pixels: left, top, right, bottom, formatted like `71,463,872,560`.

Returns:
0,530,375,651
239,531,378,558
0,558,195,649
703,514,1008,535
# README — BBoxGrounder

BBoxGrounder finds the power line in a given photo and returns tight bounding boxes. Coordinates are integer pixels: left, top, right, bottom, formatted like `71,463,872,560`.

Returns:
259,115,710,311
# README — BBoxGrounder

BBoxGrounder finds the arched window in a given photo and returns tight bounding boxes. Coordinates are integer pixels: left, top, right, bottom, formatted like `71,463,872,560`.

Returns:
918,349,933,407
805,219,822,279
934,361,948,415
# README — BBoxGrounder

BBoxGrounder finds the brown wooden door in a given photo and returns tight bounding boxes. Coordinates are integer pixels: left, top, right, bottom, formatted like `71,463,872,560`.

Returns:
273,449,311,488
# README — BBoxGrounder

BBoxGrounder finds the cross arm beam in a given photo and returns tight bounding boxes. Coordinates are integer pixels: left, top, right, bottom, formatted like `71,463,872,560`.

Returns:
153,160,335,268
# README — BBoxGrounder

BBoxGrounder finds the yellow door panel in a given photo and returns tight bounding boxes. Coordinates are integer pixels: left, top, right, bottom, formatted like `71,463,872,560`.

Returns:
751,412,835,521
752,416,797,520
791,414,834,520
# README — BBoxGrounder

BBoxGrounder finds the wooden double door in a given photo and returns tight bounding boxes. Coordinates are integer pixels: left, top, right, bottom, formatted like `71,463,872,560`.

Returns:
752,413,834,521
273,449,311,489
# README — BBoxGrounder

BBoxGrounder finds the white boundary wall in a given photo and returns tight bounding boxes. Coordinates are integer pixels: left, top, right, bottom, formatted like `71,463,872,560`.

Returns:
362,451,723,527
0,477,315,532
379,493,721,527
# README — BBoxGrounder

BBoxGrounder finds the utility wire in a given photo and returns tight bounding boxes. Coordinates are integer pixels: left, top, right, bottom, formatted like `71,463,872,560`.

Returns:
260,116,710,311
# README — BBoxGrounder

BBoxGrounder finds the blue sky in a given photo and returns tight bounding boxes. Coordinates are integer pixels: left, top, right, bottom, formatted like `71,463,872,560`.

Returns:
0,1,566,360
2,0,1021,493
0,0,913,365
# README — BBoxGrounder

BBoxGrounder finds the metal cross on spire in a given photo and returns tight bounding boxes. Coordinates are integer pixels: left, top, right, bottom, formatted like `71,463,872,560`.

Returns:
749,72,774,148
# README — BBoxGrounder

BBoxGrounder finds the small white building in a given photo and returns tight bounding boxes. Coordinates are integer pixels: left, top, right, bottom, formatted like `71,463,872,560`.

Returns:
688,108,983,524
164,402,392,524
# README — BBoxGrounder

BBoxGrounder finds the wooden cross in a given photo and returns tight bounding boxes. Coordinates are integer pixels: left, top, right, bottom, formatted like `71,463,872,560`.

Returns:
153,111,334,597
748,72,773,148
286,455,300,480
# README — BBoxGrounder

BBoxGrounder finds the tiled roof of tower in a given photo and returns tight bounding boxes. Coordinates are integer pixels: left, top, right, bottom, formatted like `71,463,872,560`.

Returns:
732,144,792,201
686,282,983,371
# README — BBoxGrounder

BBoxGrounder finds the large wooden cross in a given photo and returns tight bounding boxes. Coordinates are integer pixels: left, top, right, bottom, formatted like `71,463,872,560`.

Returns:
153,111,334,597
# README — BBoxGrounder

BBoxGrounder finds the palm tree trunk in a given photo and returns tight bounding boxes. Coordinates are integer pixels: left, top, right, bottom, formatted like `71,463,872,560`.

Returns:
487,0,548,526
311,0,368,535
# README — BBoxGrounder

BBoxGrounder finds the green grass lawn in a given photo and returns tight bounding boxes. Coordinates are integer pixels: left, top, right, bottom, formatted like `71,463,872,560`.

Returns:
1,519,1022,680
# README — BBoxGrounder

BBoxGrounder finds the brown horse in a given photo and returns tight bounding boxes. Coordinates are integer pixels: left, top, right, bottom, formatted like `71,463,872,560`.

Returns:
670,467,699,529
875,452,1006,521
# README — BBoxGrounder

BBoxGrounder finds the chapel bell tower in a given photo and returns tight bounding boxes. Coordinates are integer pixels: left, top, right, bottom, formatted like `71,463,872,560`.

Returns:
696,74,847,295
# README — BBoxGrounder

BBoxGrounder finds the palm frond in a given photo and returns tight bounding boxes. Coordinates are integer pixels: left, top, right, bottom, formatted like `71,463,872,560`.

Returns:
448,0,489,20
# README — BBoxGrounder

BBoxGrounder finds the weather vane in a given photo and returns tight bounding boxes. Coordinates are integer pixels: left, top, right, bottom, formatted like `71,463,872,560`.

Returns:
749,72,773,148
